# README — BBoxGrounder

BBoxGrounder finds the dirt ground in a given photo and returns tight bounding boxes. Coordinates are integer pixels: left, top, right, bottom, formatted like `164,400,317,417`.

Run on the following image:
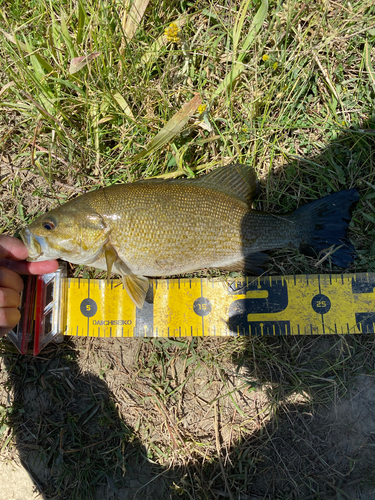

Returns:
1,336,375,500
0,461,43,500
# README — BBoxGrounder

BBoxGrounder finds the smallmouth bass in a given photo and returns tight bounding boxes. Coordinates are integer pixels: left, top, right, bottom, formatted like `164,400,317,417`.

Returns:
21,164,359,308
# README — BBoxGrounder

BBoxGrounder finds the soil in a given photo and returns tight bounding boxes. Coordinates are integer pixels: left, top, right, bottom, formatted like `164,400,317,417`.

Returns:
1,337,375,500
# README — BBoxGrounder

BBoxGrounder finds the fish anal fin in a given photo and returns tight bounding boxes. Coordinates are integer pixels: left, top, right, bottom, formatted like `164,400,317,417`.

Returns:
104,244,118,283
122,275,150,309
220,252,269,275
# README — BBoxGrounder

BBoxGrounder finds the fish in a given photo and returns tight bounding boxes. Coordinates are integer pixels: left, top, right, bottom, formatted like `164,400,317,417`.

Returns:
20,164,359,309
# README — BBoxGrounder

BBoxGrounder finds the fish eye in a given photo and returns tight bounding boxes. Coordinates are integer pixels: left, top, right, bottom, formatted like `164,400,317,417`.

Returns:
42,218,56,231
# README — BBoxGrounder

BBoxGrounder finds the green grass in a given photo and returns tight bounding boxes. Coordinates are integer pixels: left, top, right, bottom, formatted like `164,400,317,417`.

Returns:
1,0,375,498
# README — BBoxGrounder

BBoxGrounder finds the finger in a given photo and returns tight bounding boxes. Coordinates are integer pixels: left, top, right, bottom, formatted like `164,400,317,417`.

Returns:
21,260,59,275
0,267,24,293
0,258,59,276
0,235,29,261
0,307,21,332
25,260,60,275
0,287,22,309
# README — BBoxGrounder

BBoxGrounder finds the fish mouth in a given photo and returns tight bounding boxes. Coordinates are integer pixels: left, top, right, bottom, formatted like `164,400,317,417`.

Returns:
20,228,45,261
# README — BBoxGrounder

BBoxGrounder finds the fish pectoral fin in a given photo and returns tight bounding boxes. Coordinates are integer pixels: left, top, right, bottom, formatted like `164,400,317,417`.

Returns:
104,244,118,282
122,275,149,309
221,252,269,275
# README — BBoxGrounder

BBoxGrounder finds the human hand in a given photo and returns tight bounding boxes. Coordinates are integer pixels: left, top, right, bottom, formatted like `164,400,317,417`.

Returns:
0,235,59,337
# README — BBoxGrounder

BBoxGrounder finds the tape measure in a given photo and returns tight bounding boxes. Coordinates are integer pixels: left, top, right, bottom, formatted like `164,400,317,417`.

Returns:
7,263,375,355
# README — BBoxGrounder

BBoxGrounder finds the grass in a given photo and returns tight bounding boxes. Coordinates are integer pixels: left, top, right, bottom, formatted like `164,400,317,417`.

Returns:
1,0,375,498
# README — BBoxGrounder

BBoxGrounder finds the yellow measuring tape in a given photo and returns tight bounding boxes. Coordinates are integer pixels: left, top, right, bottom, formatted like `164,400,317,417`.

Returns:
8,268,375,355
64,273,375,338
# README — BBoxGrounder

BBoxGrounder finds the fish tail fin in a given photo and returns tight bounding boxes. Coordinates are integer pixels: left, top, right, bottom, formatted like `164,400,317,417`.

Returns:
293,188,359,267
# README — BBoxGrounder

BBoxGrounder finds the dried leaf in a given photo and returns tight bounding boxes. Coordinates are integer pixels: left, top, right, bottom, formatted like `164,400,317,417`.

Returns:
69,52,101,74
97,116,115,125
0,81,15,98
112,92,134,119
122,0,150,40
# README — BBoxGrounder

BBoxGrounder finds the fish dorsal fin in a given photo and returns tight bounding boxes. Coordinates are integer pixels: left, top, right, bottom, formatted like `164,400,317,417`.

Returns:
193,163,258,205
134,164,258,206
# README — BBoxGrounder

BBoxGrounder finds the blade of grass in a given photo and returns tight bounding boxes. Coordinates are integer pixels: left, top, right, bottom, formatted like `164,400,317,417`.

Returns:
76,0,86,45
364,40,375,94
232,0,252,63
0,81,15,98
24,38,47,83
60,10,76,58
0,29,55,74
20,90,84,156
132,93,202,162
90,99,101,177
48,0,63,65
211,0,268,101
112,92,134,120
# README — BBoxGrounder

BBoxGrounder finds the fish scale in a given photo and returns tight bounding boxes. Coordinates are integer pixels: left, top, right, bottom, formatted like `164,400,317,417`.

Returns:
28,181,253,275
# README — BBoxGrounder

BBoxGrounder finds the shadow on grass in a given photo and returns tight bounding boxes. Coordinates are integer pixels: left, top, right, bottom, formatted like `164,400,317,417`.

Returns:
2,121,375,500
